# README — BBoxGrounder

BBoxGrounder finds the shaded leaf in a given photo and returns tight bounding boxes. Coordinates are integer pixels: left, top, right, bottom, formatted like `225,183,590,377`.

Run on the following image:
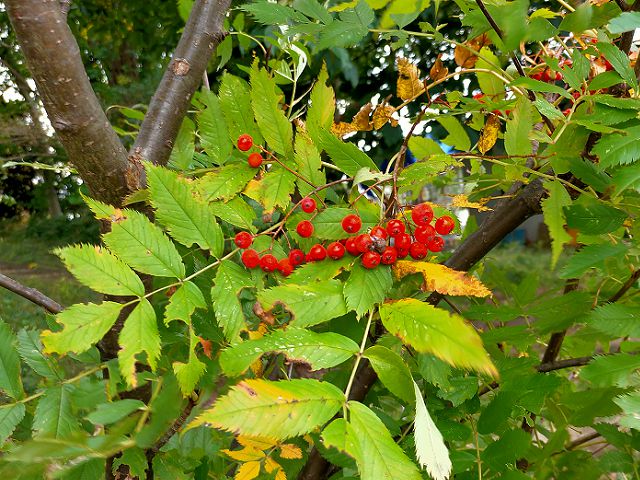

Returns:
212,261,253,342
344,263,393,317
0,320,23,400
33,384,78,438
364,346,414,402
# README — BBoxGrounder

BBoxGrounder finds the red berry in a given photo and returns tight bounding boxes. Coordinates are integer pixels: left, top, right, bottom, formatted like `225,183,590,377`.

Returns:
289,249,305,266
260,254,278,272
362,251,381,269
397,248,409,259
305,252,313,263
531,72,543,81
309,244,327,261
234,231,253,249
411,203,433,226
555,72,562,81
296,220,314,238
327,242,346,260
428,236,444,252
301,197,316,213
386,219,405,236
345,237,360,256
435,216,455,235
414,224,436,244
604,59,614,71
248,152,263,168
394,232,411,250
381,246,397,265
237,134,253,151
370,226,388,240
409,242,428,260
278,259,293,276
341,214,362,234
241,249,260,268
473,93,485,101
355,234,373,253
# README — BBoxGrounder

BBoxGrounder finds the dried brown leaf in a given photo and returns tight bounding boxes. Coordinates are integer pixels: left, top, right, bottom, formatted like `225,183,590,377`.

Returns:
450,194,493,211
429,54,449,81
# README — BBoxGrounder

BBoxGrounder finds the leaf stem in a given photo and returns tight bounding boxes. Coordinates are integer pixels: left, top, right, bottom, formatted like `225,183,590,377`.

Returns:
344,309,375,403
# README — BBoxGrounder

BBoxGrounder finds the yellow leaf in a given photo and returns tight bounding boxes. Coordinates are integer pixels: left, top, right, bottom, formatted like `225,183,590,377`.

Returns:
279,443,303,459
429,54,449,82
238,435,276,450
264,457,287,480
223,447,265,462
331,121,357,137
450,194,492,211
397,58,424,101
477,115,501,154
350,103,373,131
393,261,492,298
275,470,287,480
372,102,398,129
235,461,261,480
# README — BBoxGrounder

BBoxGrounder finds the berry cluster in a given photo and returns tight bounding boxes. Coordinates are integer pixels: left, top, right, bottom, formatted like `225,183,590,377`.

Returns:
237,134,264,168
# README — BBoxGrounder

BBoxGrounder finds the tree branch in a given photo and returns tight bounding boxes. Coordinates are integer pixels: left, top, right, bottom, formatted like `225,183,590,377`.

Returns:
537,355,592,373
130,0,230,171
608,268,640,303
0,272,63,314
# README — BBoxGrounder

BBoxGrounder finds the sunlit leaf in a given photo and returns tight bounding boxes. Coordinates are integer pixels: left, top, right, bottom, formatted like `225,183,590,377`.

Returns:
393,261,491,297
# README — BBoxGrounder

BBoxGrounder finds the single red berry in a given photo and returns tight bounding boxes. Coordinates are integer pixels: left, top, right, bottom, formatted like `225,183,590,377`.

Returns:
414,224,436,244
260,254,278,272
297,220,314,238
247,152,263,168
301,197,316,213
435,215,455,235
362,251,381,269
370,226,388,240
394,232,411,250
241,249,260,268
396,248,409,259
345,237,360,256
341,214,362,234
555,71,562,81
278,258,293,276
531,72,543,81
409,242,428,260
237,134,253,151
428,236,445,252
305,252,313,263
386,219,406,237
355,233,373,253
604,59,614,71
327,241,346,260
234,231,253,249
541,70,551,82
411,203,433,226
289,249,305,267
309,244,327,261
381,246,398,265
473,92,485,101
562,108,571,116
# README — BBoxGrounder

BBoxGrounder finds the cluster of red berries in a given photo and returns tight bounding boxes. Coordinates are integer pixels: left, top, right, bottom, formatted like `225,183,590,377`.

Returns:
237,134,264,168
531,69,563,82
234,201,455,274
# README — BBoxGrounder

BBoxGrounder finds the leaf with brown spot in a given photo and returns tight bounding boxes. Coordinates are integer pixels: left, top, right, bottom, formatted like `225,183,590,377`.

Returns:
450,194,493,211
372,102,398,129
454,34,491,68
279,443,303,459
397,58,424,101
331,122,357,137
478,114,501,154
393,261,491,297
429,54,449,81
330,103,373,137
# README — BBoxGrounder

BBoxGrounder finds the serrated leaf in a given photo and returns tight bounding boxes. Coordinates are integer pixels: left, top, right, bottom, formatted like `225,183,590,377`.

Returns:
199,90,232,164
118,299,161,388
210,197,257,232
505,96,533,157
346,401,422,480
307,64,335,139
317,129,378,177
312,207,378,240
103,209,185,278
437,117,470,152
189,379,344,440
379,299,497,377
364,346,413,402
164,281,205,325
84,195,118,219
397,58,423,101
567,157,612,193
86,399,146,425
243,166,296,214
0,320,23,400
0,403,25,445
294,131,326,199
146,164,223,256
219,73,262,145
408,136,444,159
33,384,78,438
212,261,253,342
285,256,352,284
258,279,348,328
564,203,627,234
586,304,640,338
413,381,451,480
608,11,640,33
581,354,640,388
316,1,374,50
478,115,501,154
235,461,261,480
173,355,206,397
541,180,572,268
614,390,640,429
168,118,195,170
113,447,147,479
198,163,257,202
42,302,122,355
17,329,62,380
56,244,144,296
393,261,491,297
613,163,640,196
344,263,393,316
476,48,504,98
593,126,640,168
242,0,308,24
220,328,358,376
559,243,627,278
596,41,638,90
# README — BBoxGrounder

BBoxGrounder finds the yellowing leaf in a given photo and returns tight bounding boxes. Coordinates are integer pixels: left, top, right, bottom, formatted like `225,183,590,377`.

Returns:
238,435,276,450
454,34,491,69
235,461,261,480
265,458,287,480
223,447,265,462
397,58,424,101
331,121,357,137
450,194,492,211
331,103,374,137
429,54,449,82
478,115,501,154
393,261,491,298
279,443,303,459
372,101,398,130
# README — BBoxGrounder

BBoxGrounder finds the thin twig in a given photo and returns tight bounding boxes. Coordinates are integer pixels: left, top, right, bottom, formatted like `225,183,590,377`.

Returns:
0,272,63,314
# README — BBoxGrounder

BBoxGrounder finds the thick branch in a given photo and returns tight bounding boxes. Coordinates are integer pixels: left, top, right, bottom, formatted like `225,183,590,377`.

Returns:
0,272,63,314
130,0,230,170
6,0,132,207
537,356,592,372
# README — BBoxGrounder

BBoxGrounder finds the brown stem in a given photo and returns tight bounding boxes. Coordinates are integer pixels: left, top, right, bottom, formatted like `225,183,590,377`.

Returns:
536,355,592,373
541,278,580,364
608,269,640,303
0,272,63,314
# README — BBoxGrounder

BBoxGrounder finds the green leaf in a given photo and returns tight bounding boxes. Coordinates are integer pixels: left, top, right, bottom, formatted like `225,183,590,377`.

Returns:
408,136,444,159
220,328,359,376
212,261,253,342
197,163,257,202
146,164,224,256
189,379,344,440
481,429,531,472
259,279,348,328
164,281,205,325
379,299,497,377
33,384,78,438
295,131,326,199
198,91,232,165
586,304,640,338
218,73,262,145
42,302,123,355
0,404,25,445
113,448,148,479
608,11,640,33
103,209,185,278
581,354,640,387
437,116,471,151
250,63,294,158
346,401,422,480
285,256,352,284
173,354,206,397
511,77,572,99
593,125,640,168
596,41,639,90
437,375,479,407
55,244,144,296
364,346,413,402
210,197,257,232
316,1,374,50
614,390,640,429
613,163,640,196
541,180,572,268
528,290,593,333
17,329,62,380
118,299,161,388
413,381,451,480
243,164,296,213
344,264,393,317
0,320,23,400
567,157,612,193
307,64,335,138
86,399,146,425
504,96,533,157
84,195,117,219
476,47,504,98
312,207,379,240
168,118,195,170
559,242,627,278
317,129,378,177
398,156,461,190
564,203,627,234
533,97,565,121
241,0,308,24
